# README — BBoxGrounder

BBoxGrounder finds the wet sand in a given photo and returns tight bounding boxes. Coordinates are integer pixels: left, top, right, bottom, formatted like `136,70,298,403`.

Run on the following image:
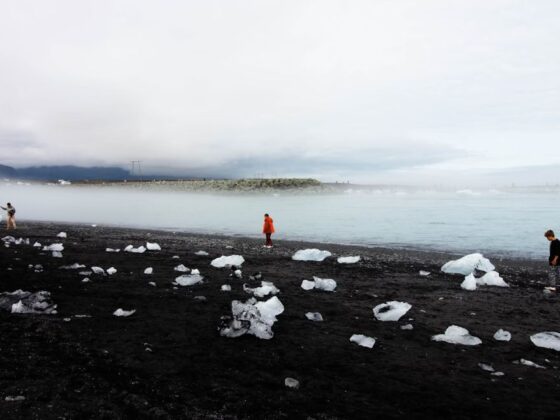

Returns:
0,222,559,419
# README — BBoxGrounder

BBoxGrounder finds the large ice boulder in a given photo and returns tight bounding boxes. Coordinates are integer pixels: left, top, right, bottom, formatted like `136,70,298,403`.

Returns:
243,281,280,298
211,255,245,268
146,242,161,251
461,274,477,291
441,253,495,275
432,325,482,346
373,301,411,321
0,290,58,314
292,249,332,262
477,271,509,287
175,274,204,286
220,296,284,340
530,332,560,351
300,277,337,292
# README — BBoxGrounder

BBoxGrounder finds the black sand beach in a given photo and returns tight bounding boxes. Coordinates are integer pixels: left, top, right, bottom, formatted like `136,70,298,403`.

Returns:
1,222,559,419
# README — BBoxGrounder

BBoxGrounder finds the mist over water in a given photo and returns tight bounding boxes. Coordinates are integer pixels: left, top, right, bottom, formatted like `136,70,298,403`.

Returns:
2,183,557,259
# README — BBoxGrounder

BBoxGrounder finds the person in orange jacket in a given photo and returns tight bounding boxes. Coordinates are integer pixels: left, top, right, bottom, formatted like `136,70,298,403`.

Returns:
263,213,275,247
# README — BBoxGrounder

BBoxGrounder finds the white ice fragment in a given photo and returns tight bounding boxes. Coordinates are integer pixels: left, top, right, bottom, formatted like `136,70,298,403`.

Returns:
419,270,431,276
313,277,337,291
300,280,315,290
350,334,376,348
400,324,414,330
493,329,512,342
91,266,105,275
106,248,121,253
284,378,300,389
191,269,200,275
432,325,482,346
81,278,90,283
234,269,242,278
33,242,42,248
146,242,161,251
479,363,495,372
148,282,156,287
174,264,189,272
113,308,136,317
221,284,232,292
52,251,63,258
530,332,560,351
43,243,64,252
477,271,509,287
106,267,117,275
144,267,153,275
124,245,146,253
515,359,545,369
243,281,279,298
461,274,477,291
337,256,361,264
79,271,92,276
373,301,412,322
56,232,67,238
172,255,180,259
58,179,71,185
292,249,332,262
441,253,495,275
211,255,245,268
305,312,323,322
175,273,204,286
492,372,505,376
60,263,86,270
5,396,25,402
195,250,209,256
220,296,284,340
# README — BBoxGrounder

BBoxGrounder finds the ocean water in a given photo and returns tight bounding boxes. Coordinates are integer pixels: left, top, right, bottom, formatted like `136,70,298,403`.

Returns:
2,182,558,259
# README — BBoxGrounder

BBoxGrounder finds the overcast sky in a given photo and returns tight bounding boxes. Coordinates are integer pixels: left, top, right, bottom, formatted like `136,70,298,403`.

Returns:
0,0,559,185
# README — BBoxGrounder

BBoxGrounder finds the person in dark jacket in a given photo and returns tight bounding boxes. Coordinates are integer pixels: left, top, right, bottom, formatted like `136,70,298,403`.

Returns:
0,202,16,230
545,229,560,291
263,213,275,247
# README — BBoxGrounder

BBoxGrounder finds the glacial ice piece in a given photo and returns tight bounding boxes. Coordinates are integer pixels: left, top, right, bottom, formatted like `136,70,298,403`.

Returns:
305,312,323,322
5,396,25,402
419,270,431,276
175,273,204,286
441,253,495,275
243,281,279,298
431,325,482,346
146,242,161,251
234,269,242,278
350,334,376,348
400,324,414,330
300,280,315,290
493,329,512,342
191,269,200,275
148,282,156,287
284,378,300,389
60,263,86,270
337,256,361,264
479,363,495,372
56,232,67,238
221,284,232,292
477,271,509,287
113,308,136,317
292,249,332,262
52,251,63,258
313,277,337,291
124,245,146,254
82,278,90,283
33,242,42,248
43,243,64,252
106,248,120,253
144,267,153,275
106,267,117,275
373,301,411,321
211,255,245,268
515,359,545,369
461,274,477,291
219,296,284,340
195,250,209,256
530,332,560,351
91,266,105,275
174,264,189,272
0,290,57,314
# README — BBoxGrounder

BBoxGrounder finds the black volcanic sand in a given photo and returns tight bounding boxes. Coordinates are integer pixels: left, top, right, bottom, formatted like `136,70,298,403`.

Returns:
1,222,559,419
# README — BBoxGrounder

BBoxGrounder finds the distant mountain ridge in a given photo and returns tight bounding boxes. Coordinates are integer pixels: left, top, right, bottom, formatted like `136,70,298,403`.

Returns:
0,164,133,181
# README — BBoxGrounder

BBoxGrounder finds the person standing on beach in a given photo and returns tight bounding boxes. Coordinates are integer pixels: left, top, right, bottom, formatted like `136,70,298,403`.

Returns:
544,229,560,291
263,213,275,247
1,202,16,230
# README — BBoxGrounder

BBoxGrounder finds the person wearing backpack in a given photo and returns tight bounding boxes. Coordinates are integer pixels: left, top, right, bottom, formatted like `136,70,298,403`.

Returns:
1,202,16,230
263,213,275,248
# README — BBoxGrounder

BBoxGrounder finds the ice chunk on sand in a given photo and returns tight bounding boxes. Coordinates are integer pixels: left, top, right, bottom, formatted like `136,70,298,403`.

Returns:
124,245,146,253
432,325,482,346
148,282,156,287
243,281,279,298
191,268,200,275
5,396,25,402
106,248,120,253
175,273,204,286
33,242,42,248
234,269,242,278
479,363,495,372
300,277,337,292
477,271,509,287
441,253,495,275
419,270,431,276
284,378,300,389
350,334,376,348
292,249,332,262
220,296,284,340
1,290,57,314
144,267,153,275
113,308,136,317
337,256,361,264
82,278,90,283
60,263,86,270
52,251,63,258
211,255,245,268
515,359,545,369
56,232,67,238
91,266,105,275
461,274,477,291
221,284,232,292
43,243,64,252
305,312,323,322
494,329,512,342
146,242,161,251
373,301,411,322
174,264,189,272
106,267,117,275
530,332,560,351
195,250,209,256
301,280,315,290
401,324,414,330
